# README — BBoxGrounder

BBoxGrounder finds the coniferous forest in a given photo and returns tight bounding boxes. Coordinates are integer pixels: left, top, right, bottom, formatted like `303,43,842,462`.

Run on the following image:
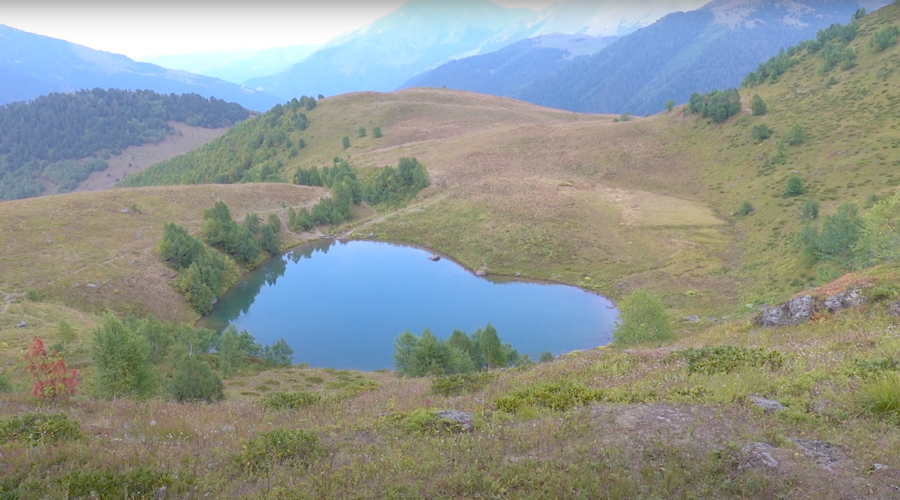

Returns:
0,88,251,200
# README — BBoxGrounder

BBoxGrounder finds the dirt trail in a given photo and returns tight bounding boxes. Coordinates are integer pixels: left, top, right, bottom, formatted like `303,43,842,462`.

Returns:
0,290,22,315
339,192,449,238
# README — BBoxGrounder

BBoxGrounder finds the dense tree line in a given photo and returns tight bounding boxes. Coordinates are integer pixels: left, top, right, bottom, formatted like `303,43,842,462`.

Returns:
119,96,318,187
393,324,520,377
0,88,251,200
158,201,281,313
202,201,282,266
688,88,742,123
288,157,429,231
744,10,865,86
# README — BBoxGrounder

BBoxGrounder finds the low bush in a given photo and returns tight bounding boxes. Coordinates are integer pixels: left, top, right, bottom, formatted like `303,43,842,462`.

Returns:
734,200,754,217
495,380,604,414
668,346,785,375
168,355,224,403
431,373,495,396
237,429,322,475
387,408,469,435
612,289,674,346
59,467,172,499
857,372,900,422
867,283,900,303
261,391,322,410
0,413,81,445
851,356,900,378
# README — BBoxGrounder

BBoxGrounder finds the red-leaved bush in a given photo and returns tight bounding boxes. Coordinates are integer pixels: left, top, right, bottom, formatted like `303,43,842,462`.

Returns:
24,337,78,399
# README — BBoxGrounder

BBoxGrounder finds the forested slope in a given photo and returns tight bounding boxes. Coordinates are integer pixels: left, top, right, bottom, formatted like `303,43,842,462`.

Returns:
0,89,251,200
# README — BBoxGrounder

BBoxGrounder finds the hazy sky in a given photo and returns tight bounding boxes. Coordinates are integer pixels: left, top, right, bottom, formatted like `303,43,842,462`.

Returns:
1,0,555,58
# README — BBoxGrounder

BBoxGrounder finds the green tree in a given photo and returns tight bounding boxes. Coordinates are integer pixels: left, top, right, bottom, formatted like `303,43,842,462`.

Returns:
263,338,294,367
750,94,767,115
158,223,203,270
871,25,900,52
474,324,504,369
372,127,382,138
734,200,754,217
342,136,350,149
259,224,280,256
393,331,419,376
267,213,281,234
805,203,864,266
57,319,77,346
168,354,224,403
802,200,820,220
665,100,675,112
785,124,805,145
752,123,773,143
785,176,805,197
613,289,674,346
855,193,900,267
358,126,366,138
244,213,261,236
90,314,157,399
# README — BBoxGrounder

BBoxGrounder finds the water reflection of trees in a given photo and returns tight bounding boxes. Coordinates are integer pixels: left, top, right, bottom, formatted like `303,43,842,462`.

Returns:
206,240,337,328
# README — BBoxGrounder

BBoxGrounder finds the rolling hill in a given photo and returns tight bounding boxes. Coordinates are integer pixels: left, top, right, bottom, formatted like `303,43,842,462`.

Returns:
0,25,282,112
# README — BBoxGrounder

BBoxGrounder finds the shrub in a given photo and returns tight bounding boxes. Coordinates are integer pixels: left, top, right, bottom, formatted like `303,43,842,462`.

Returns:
539,351,555,363
387,408,470,434
237,429,322,475
665,99,675,112
750,94,767,115
56,319,78,345
802,200,820,220
0,413,81,445
852,356,900,378
24,289,39,301
495,380,603,413
261,391,322,410
785,176,805,197
870,25,900,52
90,314,157,399
431,373,495,396
358,126,366,138
618,112,632,122
59,467,171,499
168,355,224,403
342,136,350,149
806,203,863,266
854,192,900,267
734,200,754,217
751,123,772,143
866,282,900,303
668,346,784,375
372,126,382,138
857,372,900,422
785,124,805,145
24,337,78,400
612,289,674,346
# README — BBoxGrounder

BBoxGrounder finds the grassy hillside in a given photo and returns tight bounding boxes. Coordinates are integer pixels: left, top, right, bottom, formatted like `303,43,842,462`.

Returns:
0,183,325,324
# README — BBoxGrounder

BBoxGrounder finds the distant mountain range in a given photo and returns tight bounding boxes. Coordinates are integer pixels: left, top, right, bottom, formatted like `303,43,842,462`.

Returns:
399,33,617,97
139,44,320,85
410,0,893,116
244,0,702,101
0,25,283,111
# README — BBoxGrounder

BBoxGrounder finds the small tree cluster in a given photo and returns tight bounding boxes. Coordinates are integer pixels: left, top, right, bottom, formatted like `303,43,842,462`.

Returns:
362,157,430,207
784,124,805,146
800,202,863,267
24,337,78,400
688,89,741,123
785,176,805,197
752,123,773,143
202,201,281,266
372,126,383,138
393,324,519,377
158,222,231,314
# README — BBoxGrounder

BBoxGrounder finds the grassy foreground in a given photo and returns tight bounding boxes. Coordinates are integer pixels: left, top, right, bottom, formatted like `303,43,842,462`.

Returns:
2,298,900,498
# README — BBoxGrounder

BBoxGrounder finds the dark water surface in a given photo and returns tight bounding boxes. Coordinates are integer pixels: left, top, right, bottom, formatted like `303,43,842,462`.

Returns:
200,240,618,370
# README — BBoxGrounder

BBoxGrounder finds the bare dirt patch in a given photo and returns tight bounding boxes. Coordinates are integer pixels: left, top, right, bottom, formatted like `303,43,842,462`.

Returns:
73,121,229,193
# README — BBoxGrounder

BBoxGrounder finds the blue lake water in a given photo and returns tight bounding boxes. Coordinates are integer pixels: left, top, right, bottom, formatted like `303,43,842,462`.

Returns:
199,240,618,371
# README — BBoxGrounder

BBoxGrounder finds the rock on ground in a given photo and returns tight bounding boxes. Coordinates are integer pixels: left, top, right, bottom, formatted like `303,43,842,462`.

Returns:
437,410,473,432
824,288,866,313
757,295,816,327
738,442,780,469
748,396,787,414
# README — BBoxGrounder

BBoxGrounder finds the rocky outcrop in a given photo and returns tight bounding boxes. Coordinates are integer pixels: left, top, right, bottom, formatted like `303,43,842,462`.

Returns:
737,442,780,469
748,396,787,414
824,288,866,313
757,296,815,327
756,288,868,328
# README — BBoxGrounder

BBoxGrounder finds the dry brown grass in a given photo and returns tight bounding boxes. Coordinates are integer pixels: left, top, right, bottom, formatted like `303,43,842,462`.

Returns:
0,183,326,323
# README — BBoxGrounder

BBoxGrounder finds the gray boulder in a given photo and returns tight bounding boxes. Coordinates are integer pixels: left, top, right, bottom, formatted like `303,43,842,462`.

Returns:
887,302,900,317
737,442,779,469
748,396,787,414
437,410,474,432
824,288,865,313
757,295,815,327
